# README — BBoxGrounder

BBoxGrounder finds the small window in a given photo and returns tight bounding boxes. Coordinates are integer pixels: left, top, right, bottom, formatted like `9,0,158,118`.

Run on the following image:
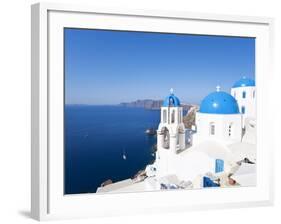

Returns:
253,90,255,98
242,91,246,98
241,106,245,114
234,91,236,98
228,123,232,137
210,122,215,135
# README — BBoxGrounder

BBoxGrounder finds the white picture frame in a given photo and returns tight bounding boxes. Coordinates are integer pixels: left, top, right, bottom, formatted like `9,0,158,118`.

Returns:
31,2,274,221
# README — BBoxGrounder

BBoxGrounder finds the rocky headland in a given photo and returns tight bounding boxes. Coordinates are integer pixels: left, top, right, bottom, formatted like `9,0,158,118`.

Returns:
120,99,194,112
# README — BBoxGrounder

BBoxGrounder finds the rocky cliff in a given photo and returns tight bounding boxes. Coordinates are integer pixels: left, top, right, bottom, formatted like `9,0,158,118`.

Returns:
120,99,163,110
182,105,199,129
120,99,194,111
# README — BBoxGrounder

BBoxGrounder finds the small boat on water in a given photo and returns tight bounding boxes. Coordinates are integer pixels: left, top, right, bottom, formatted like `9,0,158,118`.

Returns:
122,149,127,160
145,128,157,136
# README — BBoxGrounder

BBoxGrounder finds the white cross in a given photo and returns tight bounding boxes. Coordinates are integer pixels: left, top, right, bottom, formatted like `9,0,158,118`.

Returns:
170,88,174,94
216,85,221,92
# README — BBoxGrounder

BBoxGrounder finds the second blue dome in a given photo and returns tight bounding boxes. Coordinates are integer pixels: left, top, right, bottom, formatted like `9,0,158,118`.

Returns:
232,77,255,88
199,91,240,114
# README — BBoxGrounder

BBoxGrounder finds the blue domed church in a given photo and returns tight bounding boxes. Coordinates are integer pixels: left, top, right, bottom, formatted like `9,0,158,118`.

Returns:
152,78,256,186
97,78,257,193
193,77,256,145
193,86,243,145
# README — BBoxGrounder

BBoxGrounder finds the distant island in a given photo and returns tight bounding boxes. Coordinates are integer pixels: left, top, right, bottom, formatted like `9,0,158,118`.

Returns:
120,99,194,111
120,99,163,110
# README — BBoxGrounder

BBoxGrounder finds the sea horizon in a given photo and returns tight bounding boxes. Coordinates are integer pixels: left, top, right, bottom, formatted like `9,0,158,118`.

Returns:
65,100,200,107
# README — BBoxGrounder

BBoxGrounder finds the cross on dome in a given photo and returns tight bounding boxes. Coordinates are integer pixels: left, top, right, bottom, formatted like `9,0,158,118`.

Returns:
170,88,174,95
216,85,221,92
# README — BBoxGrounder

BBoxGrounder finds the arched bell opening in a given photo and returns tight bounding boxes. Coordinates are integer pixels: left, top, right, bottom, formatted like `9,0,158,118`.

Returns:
162,127,170,149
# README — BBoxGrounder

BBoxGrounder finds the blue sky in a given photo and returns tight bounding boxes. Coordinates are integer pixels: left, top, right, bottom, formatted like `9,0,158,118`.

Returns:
65,28,255,105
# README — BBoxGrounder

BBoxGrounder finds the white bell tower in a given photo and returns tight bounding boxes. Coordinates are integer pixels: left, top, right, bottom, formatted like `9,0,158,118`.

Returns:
155,89,186,177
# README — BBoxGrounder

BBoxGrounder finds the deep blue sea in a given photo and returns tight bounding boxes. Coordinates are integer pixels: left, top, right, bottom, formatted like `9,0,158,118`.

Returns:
64,105,160,194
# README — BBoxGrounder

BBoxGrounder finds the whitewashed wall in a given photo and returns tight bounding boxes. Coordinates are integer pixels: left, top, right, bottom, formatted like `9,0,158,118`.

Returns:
231,86,256,126
194,112,242,145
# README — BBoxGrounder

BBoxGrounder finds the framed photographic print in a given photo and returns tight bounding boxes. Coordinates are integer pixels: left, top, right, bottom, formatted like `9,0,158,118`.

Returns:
31,2,274,221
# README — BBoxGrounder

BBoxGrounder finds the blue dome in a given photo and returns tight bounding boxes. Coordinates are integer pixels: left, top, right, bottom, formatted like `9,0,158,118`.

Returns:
199,91,240,114
232,77,255,88
162,94,181,107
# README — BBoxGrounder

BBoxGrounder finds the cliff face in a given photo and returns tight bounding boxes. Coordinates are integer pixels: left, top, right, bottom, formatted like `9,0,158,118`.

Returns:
182,105,199,129
120,99,163,110
120,99,194,111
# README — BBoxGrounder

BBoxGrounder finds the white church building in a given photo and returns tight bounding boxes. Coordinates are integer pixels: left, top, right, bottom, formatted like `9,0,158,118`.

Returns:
194,76,256,145
97,77,257,193
193,85,243,146
153,76,256,185
231,76,256,127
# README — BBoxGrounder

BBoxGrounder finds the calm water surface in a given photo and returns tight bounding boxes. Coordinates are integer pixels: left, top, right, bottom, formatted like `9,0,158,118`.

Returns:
65,105,159,194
